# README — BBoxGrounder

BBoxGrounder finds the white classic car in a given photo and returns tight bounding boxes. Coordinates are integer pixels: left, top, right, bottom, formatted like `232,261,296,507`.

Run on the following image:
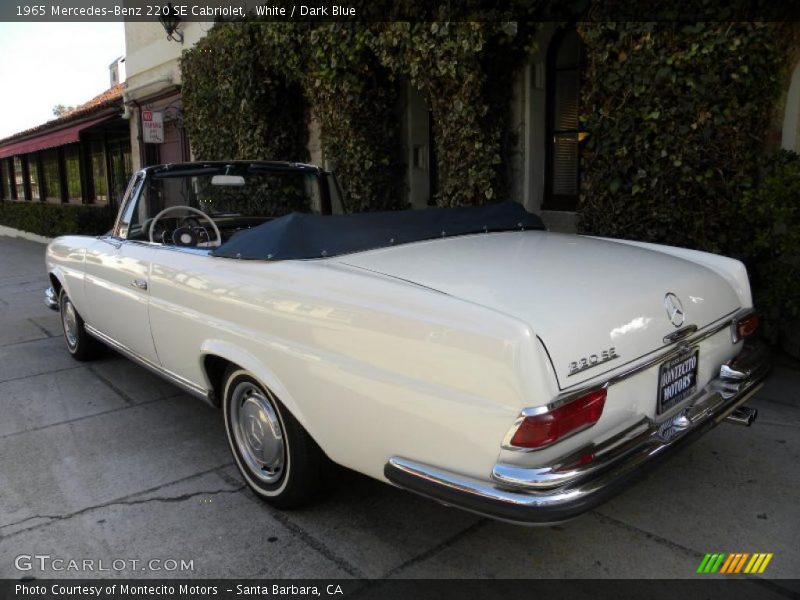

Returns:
45,161,769,524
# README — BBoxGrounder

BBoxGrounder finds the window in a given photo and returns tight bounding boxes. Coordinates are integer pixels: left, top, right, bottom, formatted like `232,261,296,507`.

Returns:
545,27,584,211
108,139,132,205
28,154,40,200
64,144,82,201
0,159,5,200
13,156,26,200
90,141,107,202
42,149,61,202
5,159,16,199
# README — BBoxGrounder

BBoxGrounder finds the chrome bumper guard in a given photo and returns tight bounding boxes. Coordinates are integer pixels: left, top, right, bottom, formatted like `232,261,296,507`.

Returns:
384,341,771,525
44,286,58,311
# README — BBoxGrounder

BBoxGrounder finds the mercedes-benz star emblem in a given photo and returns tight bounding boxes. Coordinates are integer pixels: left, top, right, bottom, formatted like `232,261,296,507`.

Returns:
664,293,685,328
246,415,264,451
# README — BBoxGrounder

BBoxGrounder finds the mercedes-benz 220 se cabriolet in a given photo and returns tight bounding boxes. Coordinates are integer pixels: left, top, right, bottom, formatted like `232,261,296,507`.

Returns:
44,160,769,524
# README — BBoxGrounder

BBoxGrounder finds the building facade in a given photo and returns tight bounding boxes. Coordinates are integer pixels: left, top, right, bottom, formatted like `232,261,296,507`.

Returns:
123,21,214,172
0,84,132,212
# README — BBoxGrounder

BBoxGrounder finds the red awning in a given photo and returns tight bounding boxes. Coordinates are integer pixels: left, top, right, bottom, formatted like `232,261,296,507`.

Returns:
0,114,116,159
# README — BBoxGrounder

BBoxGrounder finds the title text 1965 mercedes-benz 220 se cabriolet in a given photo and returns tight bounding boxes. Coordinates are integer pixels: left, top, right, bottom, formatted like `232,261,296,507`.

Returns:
45,161,770,524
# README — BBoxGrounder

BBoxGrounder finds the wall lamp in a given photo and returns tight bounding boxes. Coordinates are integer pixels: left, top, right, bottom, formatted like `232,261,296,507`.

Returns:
159,3,184,43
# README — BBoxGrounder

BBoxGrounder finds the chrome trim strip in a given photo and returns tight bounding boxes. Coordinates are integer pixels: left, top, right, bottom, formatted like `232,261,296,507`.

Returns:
502,309,747,452
44,286,58,311
494,345,769,490
555,308,743,404
84,324,211,404
662,324,697,344
384,341,770,524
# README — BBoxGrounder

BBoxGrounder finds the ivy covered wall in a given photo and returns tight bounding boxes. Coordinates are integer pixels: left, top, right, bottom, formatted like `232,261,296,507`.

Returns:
576,22,792,251
180,21,534,210
181,22,310,166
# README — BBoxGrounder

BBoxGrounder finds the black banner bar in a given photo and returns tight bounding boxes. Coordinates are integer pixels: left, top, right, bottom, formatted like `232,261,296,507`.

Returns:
2,579,799,600
6,1,800,23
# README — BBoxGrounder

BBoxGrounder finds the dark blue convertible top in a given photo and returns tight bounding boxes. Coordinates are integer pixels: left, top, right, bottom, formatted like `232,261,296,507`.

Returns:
212,201,545,260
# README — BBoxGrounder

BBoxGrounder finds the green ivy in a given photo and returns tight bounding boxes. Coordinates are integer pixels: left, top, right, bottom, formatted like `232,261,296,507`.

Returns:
181,21,309,164
735,151,800,329
300,24,404,211
181,18,535,210
367,19,533,206
576,22,791,253
0,201,113,238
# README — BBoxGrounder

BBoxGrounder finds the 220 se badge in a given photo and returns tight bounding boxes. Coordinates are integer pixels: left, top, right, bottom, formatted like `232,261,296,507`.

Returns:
44,161,770,524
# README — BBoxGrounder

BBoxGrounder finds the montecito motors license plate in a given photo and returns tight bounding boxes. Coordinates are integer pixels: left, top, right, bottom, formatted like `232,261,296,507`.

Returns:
658,350,699,414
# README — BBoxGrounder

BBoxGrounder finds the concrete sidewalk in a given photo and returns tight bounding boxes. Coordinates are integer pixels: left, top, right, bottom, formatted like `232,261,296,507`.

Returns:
0,235,797,586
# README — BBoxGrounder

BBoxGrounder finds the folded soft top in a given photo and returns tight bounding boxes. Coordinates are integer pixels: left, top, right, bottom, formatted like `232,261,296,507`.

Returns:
212,201,545,260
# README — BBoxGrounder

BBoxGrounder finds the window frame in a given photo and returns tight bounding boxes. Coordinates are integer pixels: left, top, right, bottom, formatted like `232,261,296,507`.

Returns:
543,25,585,212
13,156,28,200
27,152,42,201
5,159,17,200
63,144,83,202
114,171,146,240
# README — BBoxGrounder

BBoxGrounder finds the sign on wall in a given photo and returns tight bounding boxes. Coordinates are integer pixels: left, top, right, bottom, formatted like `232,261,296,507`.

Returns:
142,110,164,144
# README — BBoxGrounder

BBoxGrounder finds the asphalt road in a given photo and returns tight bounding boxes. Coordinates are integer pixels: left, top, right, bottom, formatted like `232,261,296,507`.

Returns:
0,235,798,586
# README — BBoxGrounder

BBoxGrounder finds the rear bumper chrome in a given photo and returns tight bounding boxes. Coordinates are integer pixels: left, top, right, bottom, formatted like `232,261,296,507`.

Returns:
45,286,58,311
384,341,771,525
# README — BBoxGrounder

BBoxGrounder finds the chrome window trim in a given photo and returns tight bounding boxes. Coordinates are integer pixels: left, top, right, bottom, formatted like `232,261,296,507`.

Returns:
113,170,147,239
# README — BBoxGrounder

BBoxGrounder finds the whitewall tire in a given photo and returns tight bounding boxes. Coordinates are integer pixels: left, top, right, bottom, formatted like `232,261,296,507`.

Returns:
222,367,328,508
59,290,102,361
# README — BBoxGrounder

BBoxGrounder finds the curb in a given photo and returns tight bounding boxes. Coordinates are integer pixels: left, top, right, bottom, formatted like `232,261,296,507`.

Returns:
0,225,53,245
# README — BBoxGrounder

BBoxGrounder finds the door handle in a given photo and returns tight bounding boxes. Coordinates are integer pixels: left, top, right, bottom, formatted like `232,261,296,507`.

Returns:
131,279,148,291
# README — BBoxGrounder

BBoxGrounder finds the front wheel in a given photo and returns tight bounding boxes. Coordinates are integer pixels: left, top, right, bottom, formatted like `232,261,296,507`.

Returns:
222,368,328,508
59,290,103,361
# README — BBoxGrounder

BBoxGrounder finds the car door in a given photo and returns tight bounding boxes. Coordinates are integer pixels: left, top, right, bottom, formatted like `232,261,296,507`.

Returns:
82,173,161,365
83,239,159,363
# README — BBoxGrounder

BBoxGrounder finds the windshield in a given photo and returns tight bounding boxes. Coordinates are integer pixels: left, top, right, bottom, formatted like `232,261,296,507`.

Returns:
119,164,341,245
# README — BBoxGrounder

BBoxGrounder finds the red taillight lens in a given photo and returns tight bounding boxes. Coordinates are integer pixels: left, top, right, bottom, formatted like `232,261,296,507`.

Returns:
510,389,607,449
736,312,760,340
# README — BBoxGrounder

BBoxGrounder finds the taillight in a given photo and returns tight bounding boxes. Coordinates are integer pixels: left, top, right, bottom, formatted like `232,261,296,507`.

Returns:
735,312,760,341
510,389,607,449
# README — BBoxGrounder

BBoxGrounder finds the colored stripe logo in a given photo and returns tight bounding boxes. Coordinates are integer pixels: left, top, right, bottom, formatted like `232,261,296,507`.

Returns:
697,553,773,574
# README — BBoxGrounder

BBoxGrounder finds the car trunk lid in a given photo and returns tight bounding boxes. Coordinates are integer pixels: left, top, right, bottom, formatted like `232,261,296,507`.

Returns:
335,231,741,388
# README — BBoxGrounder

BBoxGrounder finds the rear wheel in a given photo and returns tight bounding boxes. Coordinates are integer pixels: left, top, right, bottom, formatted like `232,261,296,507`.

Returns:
59,290,103,361
222,367,328,508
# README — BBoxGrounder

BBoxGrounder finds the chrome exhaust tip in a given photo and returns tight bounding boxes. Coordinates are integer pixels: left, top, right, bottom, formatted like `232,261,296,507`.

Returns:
725,406,758,426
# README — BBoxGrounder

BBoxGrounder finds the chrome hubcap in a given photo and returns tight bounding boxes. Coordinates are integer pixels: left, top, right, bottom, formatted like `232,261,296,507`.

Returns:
231,382,285,484
62,299,78,349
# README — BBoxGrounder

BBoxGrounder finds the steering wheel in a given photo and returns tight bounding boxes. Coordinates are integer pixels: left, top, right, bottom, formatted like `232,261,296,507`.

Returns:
148,205,222,248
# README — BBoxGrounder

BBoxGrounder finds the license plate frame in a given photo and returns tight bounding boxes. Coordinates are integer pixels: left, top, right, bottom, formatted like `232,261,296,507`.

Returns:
657,349,699,415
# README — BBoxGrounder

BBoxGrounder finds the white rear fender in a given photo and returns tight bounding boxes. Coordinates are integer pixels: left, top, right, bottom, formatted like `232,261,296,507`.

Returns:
595,237,753,309
199,339,312,433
